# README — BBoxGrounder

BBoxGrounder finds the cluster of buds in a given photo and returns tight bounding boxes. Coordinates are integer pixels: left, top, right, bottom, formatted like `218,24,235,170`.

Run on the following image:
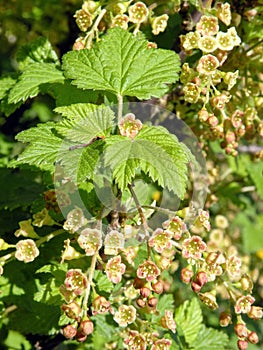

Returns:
62,316,94,342
234,320,260,350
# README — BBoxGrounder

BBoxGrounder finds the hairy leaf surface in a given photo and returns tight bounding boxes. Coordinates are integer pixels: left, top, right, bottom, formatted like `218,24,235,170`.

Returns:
62,27,180,99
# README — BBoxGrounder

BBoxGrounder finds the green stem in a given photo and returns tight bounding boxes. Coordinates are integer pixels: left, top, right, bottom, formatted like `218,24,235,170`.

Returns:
133,23,141,36
83,252,98,316
117,94,123,121
85,9,107,49
36,229,65,247
142,205,175,216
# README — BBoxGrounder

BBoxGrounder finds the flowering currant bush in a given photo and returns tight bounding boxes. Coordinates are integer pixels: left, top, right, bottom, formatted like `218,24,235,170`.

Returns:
0,1,263,350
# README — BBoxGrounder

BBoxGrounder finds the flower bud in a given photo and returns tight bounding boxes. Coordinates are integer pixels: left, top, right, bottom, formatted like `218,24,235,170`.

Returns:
191,281,202,293
247,331,259,344
62,324,77,339
140,286,151,298
219,312,232,327
181,267,194,284
152,281,163,294
237,340,248,350
196,271,208,287
148,297,158,308
234,323,248,338
79,318,94,336
136,297,146,308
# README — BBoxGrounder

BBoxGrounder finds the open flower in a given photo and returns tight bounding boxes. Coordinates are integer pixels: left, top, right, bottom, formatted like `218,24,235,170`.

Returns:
63,207,87,233
124,330,146,350
114,304,136,327
128,2,148,24
197,54,219,75
148,228,173,253
15,239,39,263
105,255,126,283
137,260,160,282
196,16,219,36
119,113,142,139
77,228,102,255
161,310,176,333
151,338,172,350
152,15,169,35
64,269,88,296
163,216,186,240
182,235,207,260
235,295,255,314
104,230,125,255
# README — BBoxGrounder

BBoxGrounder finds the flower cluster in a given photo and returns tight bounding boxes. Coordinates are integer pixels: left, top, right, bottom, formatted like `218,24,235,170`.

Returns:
72,0,171,50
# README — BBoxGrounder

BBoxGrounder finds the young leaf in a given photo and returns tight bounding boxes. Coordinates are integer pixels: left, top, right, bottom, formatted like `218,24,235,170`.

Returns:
103,126,189,198
8,63,65,104
62,27,180,100
175,298,203,345
16,37,60,70
55,103,115,143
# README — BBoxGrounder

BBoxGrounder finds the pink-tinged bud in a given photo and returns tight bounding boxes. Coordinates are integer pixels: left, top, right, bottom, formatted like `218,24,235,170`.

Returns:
62,324,77,339
136,297,146,308
181,267,194,284
61,302,82,320
208,115,219,127
234,323,248,338
196,271,208,287
140,287,151,298
240,274,253,292
247,331,259,344
237,340,248,350
191,281,202,293
79,319,94,336
76,331,87,343
247,306,263,320
148,297,158,308
152,281,163,294
219,312,232,327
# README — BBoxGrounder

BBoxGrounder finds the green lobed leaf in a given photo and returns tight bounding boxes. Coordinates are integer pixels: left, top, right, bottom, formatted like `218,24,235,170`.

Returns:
93,270,114,294
175,298,203,345
0,76,17,100
11,122,64,171
104,126,189,198
8,63,65,104
190,324,229,350
62,27,180,99
16,37,59,70
55,103,115,143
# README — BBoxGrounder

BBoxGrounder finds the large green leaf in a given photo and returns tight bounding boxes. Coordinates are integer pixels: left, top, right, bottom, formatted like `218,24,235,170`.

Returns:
8,63,65,104
175,298,203,345
62,27,180,99
103,126,189,198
